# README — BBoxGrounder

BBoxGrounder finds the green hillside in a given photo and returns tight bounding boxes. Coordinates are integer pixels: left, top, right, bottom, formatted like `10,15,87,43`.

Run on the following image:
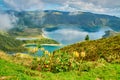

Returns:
0,35,120,80
0,34,27,52
8,28,42,37
59,35,120,62
0,59,42,80
0,50,120,80
1,58,120,80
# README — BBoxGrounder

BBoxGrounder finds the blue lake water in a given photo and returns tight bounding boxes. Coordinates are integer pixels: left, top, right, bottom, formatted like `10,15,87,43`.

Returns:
37,45,62,56
26,44,62,56
43,26,112,45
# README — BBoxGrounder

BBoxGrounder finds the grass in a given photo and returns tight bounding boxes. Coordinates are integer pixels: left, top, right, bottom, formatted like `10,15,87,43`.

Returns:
80,63,120,80
0,59,42,80
1,51,120,80
1,58,120,80
29,63,120,80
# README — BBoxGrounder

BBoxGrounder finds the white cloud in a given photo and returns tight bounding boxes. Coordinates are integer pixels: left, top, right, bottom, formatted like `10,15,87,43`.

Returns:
69,11,83,15
81,0,120,8
0,13,18,30
57,4,77,12
3,0,44,11
56,0,120,17
2,0,120,17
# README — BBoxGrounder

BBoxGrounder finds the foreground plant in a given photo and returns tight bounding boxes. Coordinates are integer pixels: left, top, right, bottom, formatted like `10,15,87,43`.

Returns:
30,48,95,73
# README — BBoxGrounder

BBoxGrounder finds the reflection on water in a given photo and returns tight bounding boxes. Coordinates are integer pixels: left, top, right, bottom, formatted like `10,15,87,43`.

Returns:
43,26,112,45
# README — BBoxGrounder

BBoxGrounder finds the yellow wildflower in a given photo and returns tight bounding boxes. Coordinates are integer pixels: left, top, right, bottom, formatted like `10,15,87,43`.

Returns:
46,52,51,56
40,48,45,51
44,65,49,68
44,50,51,56
45,50,49,54
81,51,86,58
56,57,60,62
30,47,38,53
73,51,79,58
36,57,40,61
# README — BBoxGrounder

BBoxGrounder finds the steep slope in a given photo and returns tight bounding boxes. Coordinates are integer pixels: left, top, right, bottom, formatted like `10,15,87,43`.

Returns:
0,34,27,52
58,35,120,62
0,59,41,80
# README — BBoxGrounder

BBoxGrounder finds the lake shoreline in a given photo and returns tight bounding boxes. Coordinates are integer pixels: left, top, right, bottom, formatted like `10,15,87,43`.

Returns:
19,28,62,47
23,43,62,47
41,43,62,46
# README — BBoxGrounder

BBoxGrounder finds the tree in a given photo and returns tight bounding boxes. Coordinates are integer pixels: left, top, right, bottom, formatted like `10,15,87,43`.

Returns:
85,35,89,41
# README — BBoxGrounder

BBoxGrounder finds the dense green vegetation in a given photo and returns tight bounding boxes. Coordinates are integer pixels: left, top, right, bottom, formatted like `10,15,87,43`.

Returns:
0,34,27,52
1,58,120,80
0,51,120,80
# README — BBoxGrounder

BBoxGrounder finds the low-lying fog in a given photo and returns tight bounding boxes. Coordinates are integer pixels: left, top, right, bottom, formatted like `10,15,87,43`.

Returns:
43,25,112,45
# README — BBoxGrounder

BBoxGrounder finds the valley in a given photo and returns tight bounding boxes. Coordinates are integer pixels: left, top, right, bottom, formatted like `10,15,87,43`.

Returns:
0,9,120,80
6,10,120,45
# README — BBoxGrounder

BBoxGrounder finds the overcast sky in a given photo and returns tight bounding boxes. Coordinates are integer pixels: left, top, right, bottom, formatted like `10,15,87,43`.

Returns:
0,0,120,17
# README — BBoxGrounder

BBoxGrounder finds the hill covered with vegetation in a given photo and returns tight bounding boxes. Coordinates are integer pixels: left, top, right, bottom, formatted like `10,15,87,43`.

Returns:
1,57,120,80
58,35,120,62
8,28,42,37
0,34,27,52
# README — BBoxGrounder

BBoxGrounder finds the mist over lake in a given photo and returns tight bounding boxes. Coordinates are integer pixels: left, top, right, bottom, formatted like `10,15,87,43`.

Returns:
43,25,112,45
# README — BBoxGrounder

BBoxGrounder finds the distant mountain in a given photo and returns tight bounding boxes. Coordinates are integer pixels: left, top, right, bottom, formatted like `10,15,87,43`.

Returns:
6,10,120,33
102,30,120,38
